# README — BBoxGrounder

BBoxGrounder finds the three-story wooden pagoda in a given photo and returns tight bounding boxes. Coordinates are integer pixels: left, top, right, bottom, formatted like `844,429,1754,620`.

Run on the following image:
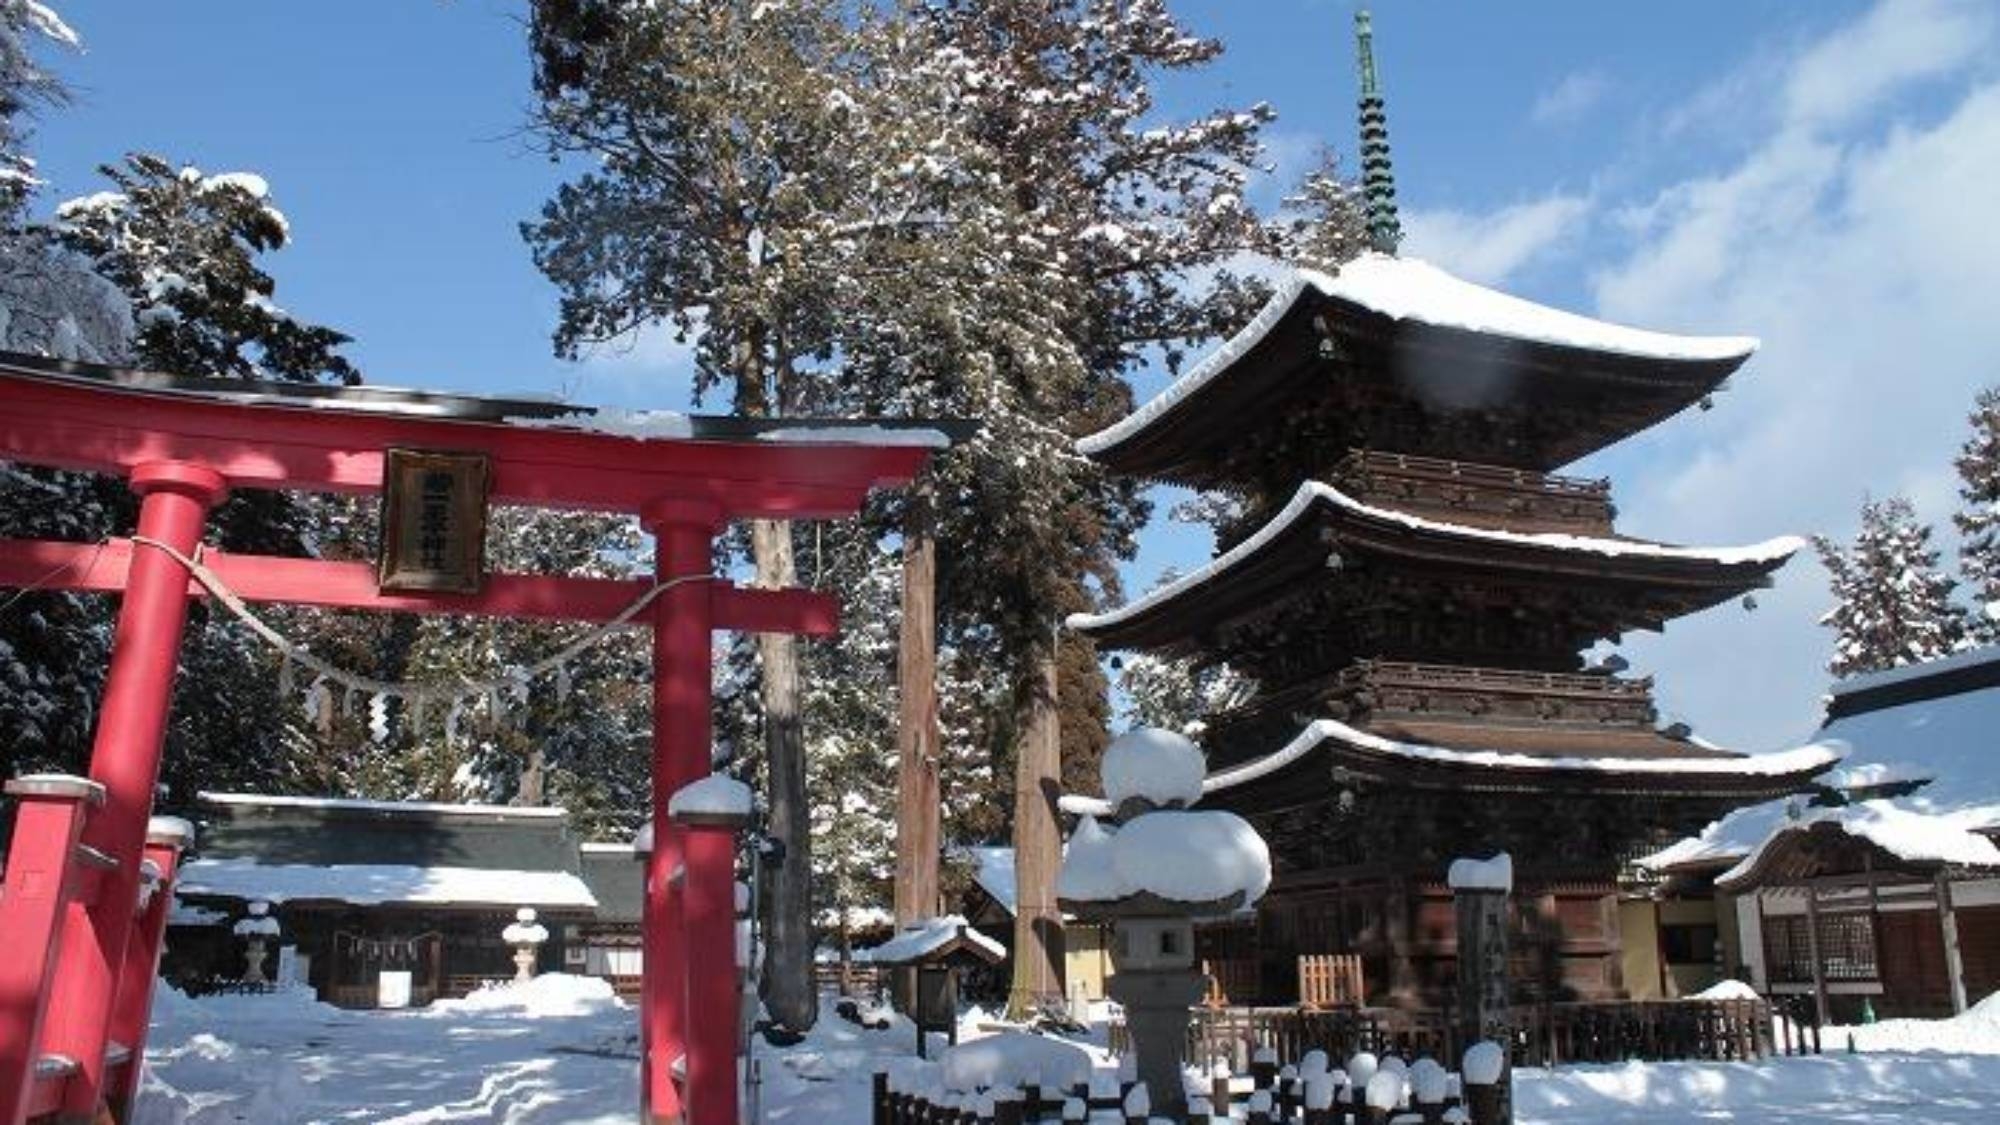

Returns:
1066,12,1834,1006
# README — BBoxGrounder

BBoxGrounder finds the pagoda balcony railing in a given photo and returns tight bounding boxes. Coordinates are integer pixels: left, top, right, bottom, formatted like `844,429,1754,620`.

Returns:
1333,449,1616,535
1330,659,1658,727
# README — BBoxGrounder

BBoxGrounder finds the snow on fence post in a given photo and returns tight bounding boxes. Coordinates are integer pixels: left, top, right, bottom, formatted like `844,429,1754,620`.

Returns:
1450,853,1512,1125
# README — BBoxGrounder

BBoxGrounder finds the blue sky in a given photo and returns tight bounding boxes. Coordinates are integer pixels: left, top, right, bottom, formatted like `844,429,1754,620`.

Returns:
26,1,2000,752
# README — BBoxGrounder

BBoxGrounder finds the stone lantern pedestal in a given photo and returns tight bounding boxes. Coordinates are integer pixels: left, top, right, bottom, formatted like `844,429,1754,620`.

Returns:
1065,890,1244,1119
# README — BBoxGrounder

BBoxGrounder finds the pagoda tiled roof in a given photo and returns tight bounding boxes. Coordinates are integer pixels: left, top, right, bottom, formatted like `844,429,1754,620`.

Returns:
1067,480,1802,651
1077,255,1757,480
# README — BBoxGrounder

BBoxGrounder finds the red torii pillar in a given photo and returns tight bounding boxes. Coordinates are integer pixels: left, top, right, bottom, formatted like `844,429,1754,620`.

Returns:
643,499,722,1125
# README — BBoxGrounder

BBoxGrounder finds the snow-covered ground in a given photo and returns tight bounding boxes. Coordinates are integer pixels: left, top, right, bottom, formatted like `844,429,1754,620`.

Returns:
135,977,2000,1122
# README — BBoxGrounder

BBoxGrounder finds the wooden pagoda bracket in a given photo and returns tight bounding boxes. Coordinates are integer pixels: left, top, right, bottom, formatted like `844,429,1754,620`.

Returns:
0,538,837,635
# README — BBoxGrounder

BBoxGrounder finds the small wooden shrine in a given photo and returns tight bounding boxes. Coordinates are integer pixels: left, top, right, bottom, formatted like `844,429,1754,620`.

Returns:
1067,12,1834,1007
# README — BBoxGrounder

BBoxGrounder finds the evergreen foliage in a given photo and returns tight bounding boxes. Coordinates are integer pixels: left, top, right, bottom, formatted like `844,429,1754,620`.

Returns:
1813,496,1970,678
1953,386,2000,644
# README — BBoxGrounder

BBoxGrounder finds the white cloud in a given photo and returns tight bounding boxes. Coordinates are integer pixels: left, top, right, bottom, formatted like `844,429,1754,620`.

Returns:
1401,194,1591,286
1780,0,1994,130
1581,1,2000,751
1532,70,1610,125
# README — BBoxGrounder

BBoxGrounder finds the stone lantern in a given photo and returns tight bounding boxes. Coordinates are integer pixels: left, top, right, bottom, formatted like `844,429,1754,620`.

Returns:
1057,728,1271,1119
503,907,550,983
234,901,281,986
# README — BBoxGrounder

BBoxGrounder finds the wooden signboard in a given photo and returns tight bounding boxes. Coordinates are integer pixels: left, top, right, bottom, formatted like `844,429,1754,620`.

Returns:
378,449,490,593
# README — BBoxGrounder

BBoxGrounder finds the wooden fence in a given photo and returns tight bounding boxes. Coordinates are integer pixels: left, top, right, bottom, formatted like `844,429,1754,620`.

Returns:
1111,997,1819,1069
1297,955,1366,1009
873,1042,1508,1124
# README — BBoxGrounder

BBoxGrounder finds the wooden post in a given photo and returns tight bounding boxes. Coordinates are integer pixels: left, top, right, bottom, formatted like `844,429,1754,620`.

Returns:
894,478,942,927
1802,883,1828,1028
1007,642,1063,1016
1453,855,1511,1125
1936,873,1969,1015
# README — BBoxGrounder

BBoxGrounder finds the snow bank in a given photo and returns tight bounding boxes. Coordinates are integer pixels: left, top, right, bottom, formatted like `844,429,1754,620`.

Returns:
1100,726,1206,808
1690,979,1761,1001
425,973,624,1020
1825,989,2000,1054
939,1033,1091,1093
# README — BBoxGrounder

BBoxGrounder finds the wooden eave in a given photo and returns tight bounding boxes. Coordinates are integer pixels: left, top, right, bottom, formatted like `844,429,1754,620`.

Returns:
1074,487,1792,652
1086,288,1746,485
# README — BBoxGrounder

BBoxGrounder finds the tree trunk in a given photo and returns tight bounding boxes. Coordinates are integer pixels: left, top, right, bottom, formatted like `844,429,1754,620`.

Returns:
894,478,942,926
751,517,817,1032
1007,644,1064,1018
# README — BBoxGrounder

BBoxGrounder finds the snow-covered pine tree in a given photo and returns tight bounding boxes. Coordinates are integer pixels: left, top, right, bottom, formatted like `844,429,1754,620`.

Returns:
1953,386,2000,645
1278,149,1372,276
1813,496,1971,678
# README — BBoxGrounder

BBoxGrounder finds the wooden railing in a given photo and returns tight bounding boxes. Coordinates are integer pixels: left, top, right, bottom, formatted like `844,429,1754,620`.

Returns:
1110,997,1816,1069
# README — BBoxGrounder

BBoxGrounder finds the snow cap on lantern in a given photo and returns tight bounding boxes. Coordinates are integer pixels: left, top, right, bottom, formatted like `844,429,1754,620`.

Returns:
1057,726,1271,910
1101,726,1206,812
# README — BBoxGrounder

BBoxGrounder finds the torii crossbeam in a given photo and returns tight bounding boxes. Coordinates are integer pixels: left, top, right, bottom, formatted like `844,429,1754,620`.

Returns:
0,352,950,1125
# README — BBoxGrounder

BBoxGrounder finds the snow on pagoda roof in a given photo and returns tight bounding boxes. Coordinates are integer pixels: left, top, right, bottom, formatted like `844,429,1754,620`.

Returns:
1077,254,1758,457
1065,480,1803,635
1059,719,1840,818
1714,800,2000,890
176,858,599,910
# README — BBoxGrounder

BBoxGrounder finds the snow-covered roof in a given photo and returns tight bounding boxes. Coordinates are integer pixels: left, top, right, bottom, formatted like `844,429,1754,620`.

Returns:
1077,254,1757,457
1060,719,1838,818
176,858,600,910
1645,646,2000,872
1065,480,1801,635
960,845,1020,917
1715,801,2000,890
199,791,568,820
854,915,1004,965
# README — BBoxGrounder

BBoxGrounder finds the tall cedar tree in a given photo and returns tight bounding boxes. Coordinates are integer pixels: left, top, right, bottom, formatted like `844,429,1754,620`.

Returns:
1814,496,1970,678
903,0,1280,1013
1954,386,2000,644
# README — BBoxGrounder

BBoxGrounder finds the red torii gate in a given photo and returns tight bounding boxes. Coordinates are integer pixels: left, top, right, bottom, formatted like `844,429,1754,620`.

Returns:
0,352,946,1125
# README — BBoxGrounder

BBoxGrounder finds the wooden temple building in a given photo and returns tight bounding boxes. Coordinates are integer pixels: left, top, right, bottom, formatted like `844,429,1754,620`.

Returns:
1065,10,1835,1010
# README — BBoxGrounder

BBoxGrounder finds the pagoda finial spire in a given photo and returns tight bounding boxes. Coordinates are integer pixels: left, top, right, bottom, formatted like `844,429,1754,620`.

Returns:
1355,7,1403,254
